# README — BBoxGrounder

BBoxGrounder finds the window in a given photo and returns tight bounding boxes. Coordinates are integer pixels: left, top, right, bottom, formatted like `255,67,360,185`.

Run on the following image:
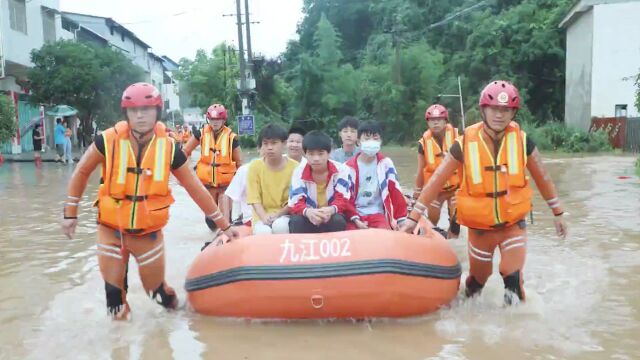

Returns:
62,18,73,32
42,8,56,43
110,26,114,36
9,0,28,34
615,104,627,118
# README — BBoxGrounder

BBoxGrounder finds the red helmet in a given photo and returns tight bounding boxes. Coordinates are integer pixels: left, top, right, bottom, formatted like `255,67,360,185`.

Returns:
479,80,520,109
206,104,228,121
425,104,449,121
121,82,163,109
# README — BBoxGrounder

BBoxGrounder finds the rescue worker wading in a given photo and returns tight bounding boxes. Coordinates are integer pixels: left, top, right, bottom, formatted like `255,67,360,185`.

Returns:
183,104,241,230
400,80,568,305
61,83,239,320
415,104,461,238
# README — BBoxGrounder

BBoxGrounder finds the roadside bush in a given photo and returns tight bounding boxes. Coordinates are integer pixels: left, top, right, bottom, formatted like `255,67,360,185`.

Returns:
522,120,613,153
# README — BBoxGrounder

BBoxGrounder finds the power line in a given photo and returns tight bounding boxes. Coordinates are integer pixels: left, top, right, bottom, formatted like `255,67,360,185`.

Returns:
256,97,289,122
427,1,489,30
387,0,491,41
255,97,320,125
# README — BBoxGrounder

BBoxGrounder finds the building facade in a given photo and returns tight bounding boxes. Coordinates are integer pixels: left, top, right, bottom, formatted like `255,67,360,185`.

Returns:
561,0,640,130
1,0,64,153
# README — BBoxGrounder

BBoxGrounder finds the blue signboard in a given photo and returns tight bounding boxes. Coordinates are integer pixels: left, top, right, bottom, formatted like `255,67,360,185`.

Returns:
237,115,255,135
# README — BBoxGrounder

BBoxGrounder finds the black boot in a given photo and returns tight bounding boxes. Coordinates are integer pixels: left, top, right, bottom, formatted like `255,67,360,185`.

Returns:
465,276,485,298
502,271,525,305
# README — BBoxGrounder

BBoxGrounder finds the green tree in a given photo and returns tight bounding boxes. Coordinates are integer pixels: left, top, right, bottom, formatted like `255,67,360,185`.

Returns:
0,95,17,143
449,0,573,122
176,44,239,112
28,40,144,131
181,1,578,143
286,0,575,140
288,14,361,133
297,0,374,64
358,41,445,141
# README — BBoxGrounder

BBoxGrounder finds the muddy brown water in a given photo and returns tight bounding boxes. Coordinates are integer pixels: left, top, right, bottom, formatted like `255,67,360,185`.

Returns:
0,149,638,359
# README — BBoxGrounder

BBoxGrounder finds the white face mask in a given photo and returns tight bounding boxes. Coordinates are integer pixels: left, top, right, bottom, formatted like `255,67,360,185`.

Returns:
360,140,381,156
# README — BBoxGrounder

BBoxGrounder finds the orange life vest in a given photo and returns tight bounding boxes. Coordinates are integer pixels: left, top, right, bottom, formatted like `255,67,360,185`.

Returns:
419,124,460,191
456,121,532,230
96,121,175,235
195,125,237,187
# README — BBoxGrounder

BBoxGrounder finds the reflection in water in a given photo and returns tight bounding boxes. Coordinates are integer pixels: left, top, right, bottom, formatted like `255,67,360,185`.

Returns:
0,153,639,359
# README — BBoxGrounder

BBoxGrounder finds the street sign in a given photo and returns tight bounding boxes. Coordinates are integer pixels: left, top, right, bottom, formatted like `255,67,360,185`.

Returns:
237,115,255,135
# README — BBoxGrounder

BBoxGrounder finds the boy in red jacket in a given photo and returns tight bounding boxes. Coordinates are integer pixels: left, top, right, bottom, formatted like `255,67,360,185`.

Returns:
345,121,407,230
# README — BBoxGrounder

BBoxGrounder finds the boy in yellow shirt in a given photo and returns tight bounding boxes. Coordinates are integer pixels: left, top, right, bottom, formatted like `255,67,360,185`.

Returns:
247,124,299,234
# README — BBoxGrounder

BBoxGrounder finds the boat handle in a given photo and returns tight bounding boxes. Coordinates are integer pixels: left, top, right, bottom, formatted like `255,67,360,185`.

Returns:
310,295,324,309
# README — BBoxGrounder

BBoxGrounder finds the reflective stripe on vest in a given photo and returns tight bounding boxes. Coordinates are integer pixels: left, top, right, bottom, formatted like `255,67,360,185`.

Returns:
117,139,129,185
468,141,482,185
423,124,457,169
421,124,460,190
456,121,531,230
154,138,167,182
201,126,233,165
97,121,174,234
426,138,435,165
202,130,211,158
217,130,230,159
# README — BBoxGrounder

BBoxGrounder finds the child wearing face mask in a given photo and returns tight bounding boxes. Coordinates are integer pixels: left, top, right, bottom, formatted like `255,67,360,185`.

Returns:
344,121,408,230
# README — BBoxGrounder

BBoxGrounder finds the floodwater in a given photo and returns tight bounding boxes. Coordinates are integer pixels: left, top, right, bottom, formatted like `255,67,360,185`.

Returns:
0,149,638,360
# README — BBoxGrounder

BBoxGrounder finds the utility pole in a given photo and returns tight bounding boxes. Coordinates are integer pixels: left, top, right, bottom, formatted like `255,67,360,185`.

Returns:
244,0,256,113
235,0,248,114
223,45,227,101
437,76,466,129
457,76,466,129
244,0,253,68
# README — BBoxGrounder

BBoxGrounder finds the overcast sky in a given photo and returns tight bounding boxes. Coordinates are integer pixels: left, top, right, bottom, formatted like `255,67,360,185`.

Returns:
60,0,304,62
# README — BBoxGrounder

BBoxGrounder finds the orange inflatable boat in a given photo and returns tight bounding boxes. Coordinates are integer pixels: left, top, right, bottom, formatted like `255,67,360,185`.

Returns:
185,228,461,319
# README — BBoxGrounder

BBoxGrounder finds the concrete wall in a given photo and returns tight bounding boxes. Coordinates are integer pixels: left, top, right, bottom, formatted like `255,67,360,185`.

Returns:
1,0,62,66
0,0,63,92
162,82,180,112
591,2,640,119
564,8,594,130
59,27,74,41
149,56,164,89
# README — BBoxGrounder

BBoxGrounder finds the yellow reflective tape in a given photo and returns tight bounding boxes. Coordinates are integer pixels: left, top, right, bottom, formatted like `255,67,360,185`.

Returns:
523,132,528,166
103,135,110,178
507,132,519,174
154,138,166,181
219,131,229,158
426,138,435,165
117,139,129,184
445,131,452,149
202,131,210,157
468,141,482,185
